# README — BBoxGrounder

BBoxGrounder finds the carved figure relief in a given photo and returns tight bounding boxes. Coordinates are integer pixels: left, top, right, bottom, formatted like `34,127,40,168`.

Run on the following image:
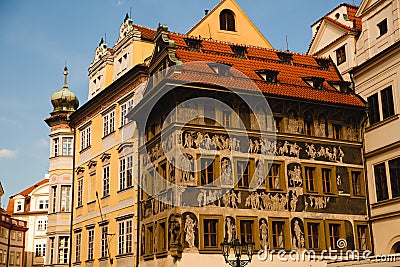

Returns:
221,190,241,208
276,141,301,158
245,191,288,211
288,165,302,187
169,214,182,246
306,196,330,210
197,189,220,207
291,219,305,249
254,160,265,188
221,158,233,185
225,217,236,243
119,14,134,41
259,219,269,249
305,143,345,162
183,213,198,250
287,110,300,134
180,154,194,183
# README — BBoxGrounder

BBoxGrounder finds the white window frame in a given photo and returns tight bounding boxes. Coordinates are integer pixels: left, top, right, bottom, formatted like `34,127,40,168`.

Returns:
58,236,69,264
103,165,110,197
75,232,81,263
103,110,115,137
62,137,73,156
118,219,133,255
80,126,91,151
60,185,71,212
119,155,133,190
77,179,83,207
120,98,134,127
53,138,59,157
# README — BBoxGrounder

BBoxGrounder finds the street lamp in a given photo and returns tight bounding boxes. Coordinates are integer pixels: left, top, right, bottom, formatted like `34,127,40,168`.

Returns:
221,238,255,267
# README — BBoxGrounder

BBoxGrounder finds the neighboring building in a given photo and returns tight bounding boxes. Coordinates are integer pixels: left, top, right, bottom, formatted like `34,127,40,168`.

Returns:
44,67,78,266
308,3,361,81
7,179,49,267
128,1,369,267
0,211,28,267
68,15,155,267
351,0,400,257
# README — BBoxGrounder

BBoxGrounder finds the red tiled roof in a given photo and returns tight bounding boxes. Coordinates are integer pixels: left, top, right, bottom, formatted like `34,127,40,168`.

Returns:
6,178,48,214
134,24,156,40
312,4,361,31
167,33,364,107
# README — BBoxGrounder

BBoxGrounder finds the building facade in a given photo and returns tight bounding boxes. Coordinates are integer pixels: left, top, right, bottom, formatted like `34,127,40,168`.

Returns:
129,1,370,266
7,179,49,267
0,212,28,267
68,15,155,267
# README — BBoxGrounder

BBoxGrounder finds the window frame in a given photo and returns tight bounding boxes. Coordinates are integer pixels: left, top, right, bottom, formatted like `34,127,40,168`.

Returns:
155,219,167,256
80,125,91,151
324,220,345,250
199,215,224,252
336,45,346,65
389,157,400,198
103,109,116,137
237,217,259,249
58,236,69,264
303,164,337,195
269,218,290,250
349,168,365,197
235,159,254,189
304,219,325,251
377,18,388,37
119,154,134,191
120,98,134,127
219,9,236,32
354,222,370,251
381,86,395,120
199,157,220,187
374,162,389,202
87,229,94,261
266,161,286,192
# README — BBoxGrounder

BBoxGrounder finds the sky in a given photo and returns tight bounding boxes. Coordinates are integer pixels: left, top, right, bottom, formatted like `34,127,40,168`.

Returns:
0,0,361,204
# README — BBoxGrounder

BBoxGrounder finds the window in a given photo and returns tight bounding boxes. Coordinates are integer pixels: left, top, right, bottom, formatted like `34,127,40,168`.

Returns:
35,244,45,257
103,110,115,136
201,158,215,186
185,38,202,51
381,86,395,120
157,161,167,192
220,9,235,31
37,219,47,231
60,185,71,212
121,98,134,127
17,232,22,241
80,126,91,150
62,137,73,156
237,161,250,188
351,171,363,196
15,252,21,266
367,93,380,125
239,220,254,244
377,18,388,36
157,221,167,252
305,167,316,192
389,157,400,198
145,224,154,255
49,237,55,264
336,46,346,65
271,220,287,249
374,163,389,201
0,251,2,265
332,124,342,139
304,112,314,135
75,232,81,262
118,219,133,255
53,138,59,157
77,179,83,207
267,163,282,190
327,223,342,250
88,229,94,260
256,70,279,84
10,251,14,265
231,45,247,58
222,111,231,127
16,201,22,211
306,222,322,249
58,236,69,264
119,155,133,190
203,219,218,248
322,169,332,193
277,52,293,65
273,117,282,132
101,226,108,258
118,53,128,74
103,165,110,197
38,200,48,210
51,186,57,213
356,224,368,251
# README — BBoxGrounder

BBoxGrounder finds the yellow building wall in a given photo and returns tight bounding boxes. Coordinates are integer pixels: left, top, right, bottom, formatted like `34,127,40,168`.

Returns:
187,0,273,49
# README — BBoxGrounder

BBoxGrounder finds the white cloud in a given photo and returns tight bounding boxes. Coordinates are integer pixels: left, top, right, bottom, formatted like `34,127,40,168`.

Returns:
0,149,17,158
35,139,49,148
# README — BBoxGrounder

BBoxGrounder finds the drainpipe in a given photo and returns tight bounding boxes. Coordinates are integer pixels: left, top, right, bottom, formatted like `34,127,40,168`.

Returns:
69,127,76,267
6,223,13,267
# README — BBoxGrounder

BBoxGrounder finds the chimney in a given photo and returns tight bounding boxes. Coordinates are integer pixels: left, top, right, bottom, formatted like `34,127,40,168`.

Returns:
205,9,209,16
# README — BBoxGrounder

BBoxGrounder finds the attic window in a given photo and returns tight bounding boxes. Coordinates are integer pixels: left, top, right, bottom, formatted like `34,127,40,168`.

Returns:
329,81,351,93
208,63,231,76
315,58,330,70
231,46,247,58
220,9,235,31
184,38,202,52
378,19,388,37
304,77,325,90
256,70,279,84
277,52,293,65
343,14,349,21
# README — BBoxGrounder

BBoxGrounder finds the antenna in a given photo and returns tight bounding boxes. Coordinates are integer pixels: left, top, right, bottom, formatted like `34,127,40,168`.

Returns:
96,191,114,265
286,35,289,51
105,33,107,44
130,6,132,19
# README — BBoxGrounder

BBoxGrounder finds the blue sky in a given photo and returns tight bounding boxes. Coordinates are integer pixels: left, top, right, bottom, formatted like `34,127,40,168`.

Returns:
0,0,360,203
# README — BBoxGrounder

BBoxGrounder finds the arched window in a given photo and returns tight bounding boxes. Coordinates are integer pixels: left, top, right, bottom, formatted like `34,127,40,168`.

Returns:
392,241,400,253
304,111,314,135
220,9,235,31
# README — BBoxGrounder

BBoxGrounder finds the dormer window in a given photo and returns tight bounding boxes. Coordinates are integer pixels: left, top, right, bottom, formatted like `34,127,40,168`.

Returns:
315,58,330,70
304,77,325,90
231,46,247,58
329,81,351,93
378,19,388,37
277,52,293,65
16,201,22,211
336,45,346,65
220,9,235,31
185,38,202,52
208,63,232,77
256,70,279,84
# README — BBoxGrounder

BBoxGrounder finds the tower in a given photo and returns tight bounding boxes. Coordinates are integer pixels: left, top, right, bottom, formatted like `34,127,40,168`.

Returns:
44,67,79,266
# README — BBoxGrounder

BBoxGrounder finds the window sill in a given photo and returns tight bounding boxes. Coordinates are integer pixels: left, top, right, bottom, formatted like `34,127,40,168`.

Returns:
85,259,94,263
73,261,81,266
101,195,110,200
87,200,96,205
80,146,91,154
76,205,83,209
371,196,400,208
98,257,109,262
115,253,133,259
117,186,134,193
155,251,168,258
366,114,399,132
143,254,154,261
